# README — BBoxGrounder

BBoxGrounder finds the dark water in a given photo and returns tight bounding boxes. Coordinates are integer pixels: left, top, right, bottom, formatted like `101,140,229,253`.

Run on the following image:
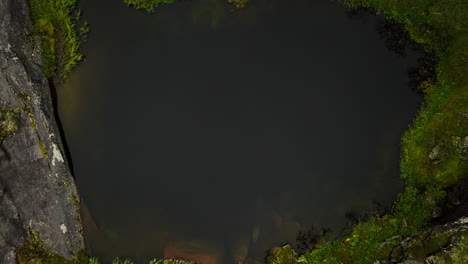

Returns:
57,0,421,263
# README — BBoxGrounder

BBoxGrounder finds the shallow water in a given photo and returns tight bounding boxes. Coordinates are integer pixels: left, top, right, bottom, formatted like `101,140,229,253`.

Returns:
57,0,422,263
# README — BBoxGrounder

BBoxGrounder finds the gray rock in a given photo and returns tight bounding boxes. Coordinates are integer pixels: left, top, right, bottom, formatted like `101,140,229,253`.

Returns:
0,0,84,262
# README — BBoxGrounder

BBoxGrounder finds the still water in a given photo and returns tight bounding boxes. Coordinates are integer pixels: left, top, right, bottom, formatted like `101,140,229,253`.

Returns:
57,0,421,263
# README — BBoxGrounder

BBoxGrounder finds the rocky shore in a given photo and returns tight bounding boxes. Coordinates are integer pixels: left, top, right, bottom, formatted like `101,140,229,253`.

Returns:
0,0,85,263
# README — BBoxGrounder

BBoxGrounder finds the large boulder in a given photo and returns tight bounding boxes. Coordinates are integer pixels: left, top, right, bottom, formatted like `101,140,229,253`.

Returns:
0,0,85,263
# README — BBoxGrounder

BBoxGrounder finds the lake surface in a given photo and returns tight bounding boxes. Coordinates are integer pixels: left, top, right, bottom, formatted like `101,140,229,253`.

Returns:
57,0,422,263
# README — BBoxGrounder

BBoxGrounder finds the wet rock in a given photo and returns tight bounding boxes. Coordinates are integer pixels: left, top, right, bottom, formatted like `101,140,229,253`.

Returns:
0,0,84,262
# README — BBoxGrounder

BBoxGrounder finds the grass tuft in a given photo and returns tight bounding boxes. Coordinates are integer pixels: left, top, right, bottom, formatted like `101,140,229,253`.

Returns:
29,0,88,82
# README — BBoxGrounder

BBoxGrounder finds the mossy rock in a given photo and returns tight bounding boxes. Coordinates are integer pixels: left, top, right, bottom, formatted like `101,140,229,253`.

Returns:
15,230,87,264
425,231,468,263
0,108,20,143
267,245,305,264
389,246,403,262
405,231,455,260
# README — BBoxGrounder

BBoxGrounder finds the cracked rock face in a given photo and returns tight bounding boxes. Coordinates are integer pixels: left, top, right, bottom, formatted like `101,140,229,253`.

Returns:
0,0,84,263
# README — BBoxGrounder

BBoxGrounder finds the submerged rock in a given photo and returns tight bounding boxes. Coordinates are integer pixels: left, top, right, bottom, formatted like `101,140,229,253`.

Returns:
0,0,84,263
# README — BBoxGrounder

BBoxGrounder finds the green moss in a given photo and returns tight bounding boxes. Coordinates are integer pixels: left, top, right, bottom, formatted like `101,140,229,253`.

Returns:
0,108,20,144
28,0,87,82
19,91,32,103
407,232,453,260
426,231,468,263
15,230,88,264
39,140,49,159
63,180,71,188
26,111,38,132
70,192,79,207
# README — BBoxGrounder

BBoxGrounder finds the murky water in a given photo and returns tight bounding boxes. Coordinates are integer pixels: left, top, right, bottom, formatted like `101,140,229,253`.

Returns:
57,0,421,263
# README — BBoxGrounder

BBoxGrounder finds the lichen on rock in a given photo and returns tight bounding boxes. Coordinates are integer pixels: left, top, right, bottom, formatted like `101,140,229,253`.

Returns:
0,108,20,144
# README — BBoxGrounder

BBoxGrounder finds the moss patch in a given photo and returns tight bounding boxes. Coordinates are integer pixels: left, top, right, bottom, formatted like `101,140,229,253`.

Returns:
15,230,88,264
0,108,20,144
426,231,468,263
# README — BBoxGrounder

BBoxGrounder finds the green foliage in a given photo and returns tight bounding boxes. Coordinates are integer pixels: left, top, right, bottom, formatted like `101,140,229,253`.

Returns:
0,108,20,144
123,0,175,12
88,258,99,264
28,0,87,81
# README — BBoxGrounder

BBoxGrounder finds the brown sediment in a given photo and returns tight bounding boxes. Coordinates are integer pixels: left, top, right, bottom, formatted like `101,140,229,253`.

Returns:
164,246,218,264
